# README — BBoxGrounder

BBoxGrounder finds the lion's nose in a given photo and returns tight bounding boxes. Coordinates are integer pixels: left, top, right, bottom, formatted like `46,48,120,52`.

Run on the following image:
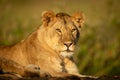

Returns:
64,42,73,48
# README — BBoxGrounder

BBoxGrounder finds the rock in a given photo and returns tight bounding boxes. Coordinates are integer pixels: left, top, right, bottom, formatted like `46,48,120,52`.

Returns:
0,74,120,80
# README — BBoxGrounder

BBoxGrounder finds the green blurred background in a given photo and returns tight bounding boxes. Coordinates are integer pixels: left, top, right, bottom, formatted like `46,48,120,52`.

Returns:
0,0,120,76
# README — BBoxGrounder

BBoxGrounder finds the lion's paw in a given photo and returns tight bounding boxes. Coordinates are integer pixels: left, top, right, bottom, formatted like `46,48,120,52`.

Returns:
24,64,40,77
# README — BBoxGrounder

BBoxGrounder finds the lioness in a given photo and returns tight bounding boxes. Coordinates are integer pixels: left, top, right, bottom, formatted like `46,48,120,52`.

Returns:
0,11,84,77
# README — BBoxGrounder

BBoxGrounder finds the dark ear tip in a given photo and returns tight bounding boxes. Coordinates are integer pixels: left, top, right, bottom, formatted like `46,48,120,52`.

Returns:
79,26,81,28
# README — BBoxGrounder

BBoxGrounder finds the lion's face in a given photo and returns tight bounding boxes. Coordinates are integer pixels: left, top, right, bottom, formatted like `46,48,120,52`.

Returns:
41,11,84,58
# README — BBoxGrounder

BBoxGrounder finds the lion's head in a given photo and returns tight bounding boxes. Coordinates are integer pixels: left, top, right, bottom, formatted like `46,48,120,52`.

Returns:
39,11,84,58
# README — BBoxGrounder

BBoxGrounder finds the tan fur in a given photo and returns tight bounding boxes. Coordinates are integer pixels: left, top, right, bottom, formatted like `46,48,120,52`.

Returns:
0,11,84,77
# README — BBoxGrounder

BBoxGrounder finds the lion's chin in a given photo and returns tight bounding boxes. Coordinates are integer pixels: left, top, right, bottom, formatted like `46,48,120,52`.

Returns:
60,51,74,58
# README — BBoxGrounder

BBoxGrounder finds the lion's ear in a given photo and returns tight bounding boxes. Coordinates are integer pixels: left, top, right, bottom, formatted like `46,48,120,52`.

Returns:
72,12,85,28
42,11,55,26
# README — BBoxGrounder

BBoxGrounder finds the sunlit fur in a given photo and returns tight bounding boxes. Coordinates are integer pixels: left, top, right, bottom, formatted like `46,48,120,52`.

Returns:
0,11,84,77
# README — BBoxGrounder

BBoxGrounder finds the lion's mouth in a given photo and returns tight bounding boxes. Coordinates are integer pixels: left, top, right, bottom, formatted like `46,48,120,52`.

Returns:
65,49,73,52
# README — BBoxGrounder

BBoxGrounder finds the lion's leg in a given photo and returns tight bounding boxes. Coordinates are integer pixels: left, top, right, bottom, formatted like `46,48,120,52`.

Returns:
64,58,98,78
0,57,40,77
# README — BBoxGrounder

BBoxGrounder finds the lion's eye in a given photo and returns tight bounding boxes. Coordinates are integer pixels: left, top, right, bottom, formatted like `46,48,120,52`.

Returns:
71,29,77,33
56,29,61,33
